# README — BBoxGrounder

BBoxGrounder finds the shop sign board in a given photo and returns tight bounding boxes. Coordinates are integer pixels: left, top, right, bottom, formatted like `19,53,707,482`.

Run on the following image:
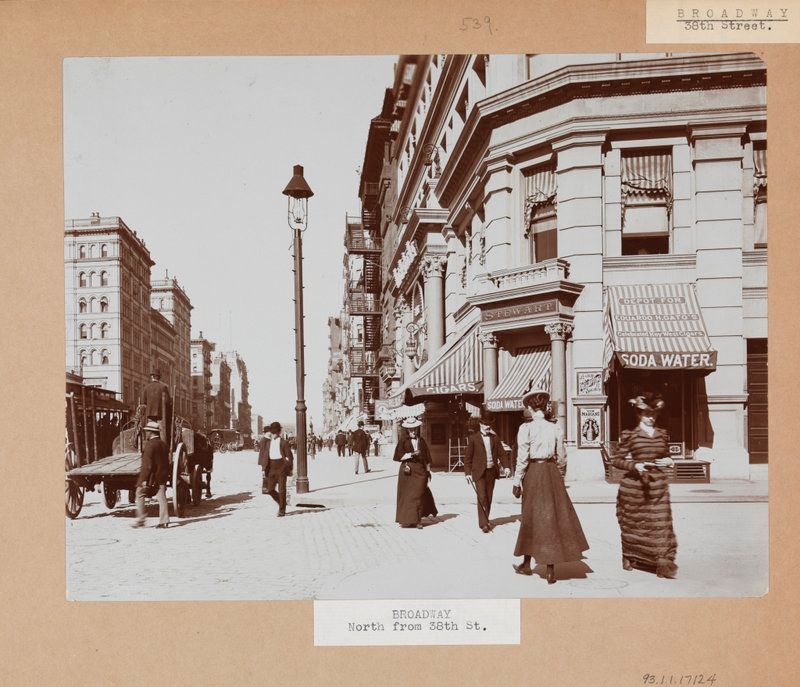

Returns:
480,299,558,325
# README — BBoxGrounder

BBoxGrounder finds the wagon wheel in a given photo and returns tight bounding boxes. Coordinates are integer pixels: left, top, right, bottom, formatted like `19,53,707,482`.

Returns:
103,481,119,509
65,447,84,519
171,443,191,517
190,464,203,506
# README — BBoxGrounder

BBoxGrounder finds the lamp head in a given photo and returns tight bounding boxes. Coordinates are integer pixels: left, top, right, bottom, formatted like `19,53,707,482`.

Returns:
282,164,314,230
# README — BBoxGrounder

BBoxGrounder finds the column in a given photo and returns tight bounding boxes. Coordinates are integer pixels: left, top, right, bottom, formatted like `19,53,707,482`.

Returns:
545,322,572,436
552,133,606,481
395,297,415,383
481,158,514,273
479,330,499,398
442,225,465,334
421,254,447,357
690,124,748,478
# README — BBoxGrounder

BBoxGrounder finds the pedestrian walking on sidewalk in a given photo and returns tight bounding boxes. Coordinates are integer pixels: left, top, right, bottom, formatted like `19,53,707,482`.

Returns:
393,417,438,529
610,393,678,578
351,420,371,474
464,417,510,533
132,420,170,529
512,388,588,584
335,430,346,457
257,421,294,517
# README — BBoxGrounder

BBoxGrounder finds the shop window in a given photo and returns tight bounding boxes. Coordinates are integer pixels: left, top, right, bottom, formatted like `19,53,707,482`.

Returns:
621,150,672,256
753,144,767,248
523,164,557,263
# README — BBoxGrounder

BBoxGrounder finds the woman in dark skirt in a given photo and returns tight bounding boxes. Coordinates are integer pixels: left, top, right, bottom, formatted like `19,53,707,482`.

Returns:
512,388,589,583
394,417,438,529
611,393,678,578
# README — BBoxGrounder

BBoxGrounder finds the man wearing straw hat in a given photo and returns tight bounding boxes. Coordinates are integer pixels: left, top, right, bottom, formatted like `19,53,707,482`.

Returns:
132,420,171,529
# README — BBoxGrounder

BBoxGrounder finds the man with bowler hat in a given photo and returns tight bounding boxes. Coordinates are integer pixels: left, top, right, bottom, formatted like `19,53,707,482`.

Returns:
257,421,294,516
464,416,510,532
351,420,371,475
132,420,170,528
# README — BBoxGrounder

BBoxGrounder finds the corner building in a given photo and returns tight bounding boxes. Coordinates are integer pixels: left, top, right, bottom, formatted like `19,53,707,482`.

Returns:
376,54,767,478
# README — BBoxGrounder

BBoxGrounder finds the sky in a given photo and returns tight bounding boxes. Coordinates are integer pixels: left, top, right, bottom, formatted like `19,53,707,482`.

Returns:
64,56,398,428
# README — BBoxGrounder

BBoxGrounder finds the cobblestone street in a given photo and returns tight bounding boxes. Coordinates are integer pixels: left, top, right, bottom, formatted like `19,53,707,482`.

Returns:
67,449,768,600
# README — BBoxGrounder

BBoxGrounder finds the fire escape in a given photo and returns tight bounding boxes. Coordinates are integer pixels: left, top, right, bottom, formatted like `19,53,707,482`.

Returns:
345,182,382,420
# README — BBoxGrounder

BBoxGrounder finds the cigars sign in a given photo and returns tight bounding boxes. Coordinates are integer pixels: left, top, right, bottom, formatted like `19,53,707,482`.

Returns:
480,299,558,324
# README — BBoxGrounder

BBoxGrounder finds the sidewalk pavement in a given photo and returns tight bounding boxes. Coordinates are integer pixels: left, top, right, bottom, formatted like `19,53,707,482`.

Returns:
296,448,768,508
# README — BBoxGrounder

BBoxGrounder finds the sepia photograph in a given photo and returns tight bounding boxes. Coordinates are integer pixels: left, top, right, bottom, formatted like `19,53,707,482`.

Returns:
63,52,768,601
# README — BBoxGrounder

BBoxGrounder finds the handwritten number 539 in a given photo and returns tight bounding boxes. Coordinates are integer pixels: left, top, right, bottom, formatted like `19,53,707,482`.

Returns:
460,16,494,34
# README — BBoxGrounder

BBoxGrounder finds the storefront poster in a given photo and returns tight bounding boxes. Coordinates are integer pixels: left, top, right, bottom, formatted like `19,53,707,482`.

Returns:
577,406,603,448
576,370,603,396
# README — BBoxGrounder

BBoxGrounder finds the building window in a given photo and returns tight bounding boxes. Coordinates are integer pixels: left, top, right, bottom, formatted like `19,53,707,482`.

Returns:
100,297,109,313
100,322,109,339
89,323,96,339
90,349,99,366
90,271,99,287
79,299,87,313
79,245,86,258
100,271,109,286
79,350,87,368
621,150,672,256
101,244,109,257
79,272,87,288
753,144,767,248
523,164,557,263
101,350,110,365
90,244,99,258
89,297,97,313
79,323,88,339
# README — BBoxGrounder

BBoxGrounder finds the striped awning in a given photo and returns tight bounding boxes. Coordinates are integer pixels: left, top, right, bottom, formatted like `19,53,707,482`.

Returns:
604,283,717,371
406,323,484,400
486,346,551,412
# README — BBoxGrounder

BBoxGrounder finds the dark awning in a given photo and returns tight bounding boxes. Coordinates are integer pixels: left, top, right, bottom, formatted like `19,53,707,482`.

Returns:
604,283,717,372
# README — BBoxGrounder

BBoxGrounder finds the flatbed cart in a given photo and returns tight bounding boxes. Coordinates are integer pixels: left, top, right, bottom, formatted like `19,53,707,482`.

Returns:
65,406,214,520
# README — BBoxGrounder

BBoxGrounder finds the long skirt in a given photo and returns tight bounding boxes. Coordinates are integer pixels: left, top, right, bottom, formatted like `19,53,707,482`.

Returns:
395,462,438,526
616,469,678,576
514,461,589,563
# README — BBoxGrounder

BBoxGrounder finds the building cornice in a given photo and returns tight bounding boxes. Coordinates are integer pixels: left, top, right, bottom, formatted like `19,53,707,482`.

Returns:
437,52,766,208
743,249,768,266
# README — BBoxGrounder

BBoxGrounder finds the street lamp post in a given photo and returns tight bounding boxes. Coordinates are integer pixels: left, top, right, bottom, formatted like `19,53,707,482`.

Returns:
282,164,314,494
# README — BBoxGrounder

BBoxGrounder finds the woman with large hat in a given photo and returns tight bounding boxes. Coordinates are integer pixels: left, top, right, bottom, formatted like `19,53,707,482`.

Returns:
610,392,678,578
393,417,438,529
512,387,589,583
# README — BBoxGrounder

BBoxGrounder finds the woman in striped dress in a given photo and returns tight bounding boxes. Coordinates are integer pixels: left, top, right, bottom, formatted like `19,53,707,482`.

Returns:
611,393,678,579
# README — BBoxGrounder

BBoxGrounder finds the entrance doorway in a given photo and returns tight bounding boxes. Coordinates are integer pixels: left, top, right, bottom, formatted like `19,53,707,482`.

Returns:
746,339,768,464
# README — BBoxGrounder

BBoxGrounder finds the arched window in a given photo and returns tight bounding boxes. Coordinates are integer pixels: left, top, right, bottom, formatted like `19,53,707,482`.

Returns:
78,245,86,258
159,298,165,310
89,272,98,287
100,297,109,313
79,324,88,339
90,244,99,258
79,350,87,368
100,271,109,286
89,297,97,313
90,349,99,366
100,322,109,339
79,272,87,288
78,299,87,313
101,350,110,365
89,323,96,339
100,244,109,257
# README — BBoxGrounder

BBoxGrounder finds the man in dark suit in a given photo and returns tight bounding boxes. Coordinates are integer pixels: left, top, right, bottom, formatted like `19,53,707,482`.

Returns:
141,367,172,443
257,421,294,516
334,430,346,457
133,420,170,529
464,417,510,533
351,420,371,475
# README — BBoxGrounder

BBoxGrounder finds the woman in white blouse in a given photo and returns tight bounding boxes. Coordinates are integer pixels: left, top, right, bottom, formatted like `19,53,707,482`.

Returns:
512,388,589,583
